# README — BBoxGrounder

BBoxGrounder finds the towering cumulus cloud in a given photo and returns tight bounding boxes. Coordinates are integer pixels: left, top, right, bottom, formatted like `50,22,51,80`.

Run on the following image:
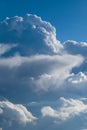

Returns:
0,14,87,130
0,14,62,55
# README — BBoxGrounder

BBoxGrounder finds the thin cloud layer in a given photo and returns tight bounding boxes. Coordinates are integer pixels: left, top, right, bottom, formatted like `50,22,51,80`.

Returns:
0,14,87,130
0,44,17,56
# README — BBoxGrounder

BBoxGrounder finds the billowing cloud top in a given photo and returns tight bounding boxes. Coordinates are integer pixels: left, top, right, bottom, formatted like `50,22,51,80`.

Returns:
0,100,37,124
0,14,87,130
0,14,62,56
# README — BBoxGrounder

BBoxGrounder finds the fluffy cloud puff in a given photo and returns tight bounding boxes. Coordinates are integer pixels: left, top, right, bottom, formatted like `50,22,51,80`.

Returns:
38,98,87,130
0,14,62,55
68,72,87,84
63,40,87,56
0,99,37,128
41,97,87,121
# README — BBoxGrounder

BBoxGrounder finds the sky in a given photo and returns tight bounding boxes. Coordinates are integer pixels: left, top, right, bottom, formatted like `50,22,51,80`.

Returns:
1,0,87,130
0,0,87,42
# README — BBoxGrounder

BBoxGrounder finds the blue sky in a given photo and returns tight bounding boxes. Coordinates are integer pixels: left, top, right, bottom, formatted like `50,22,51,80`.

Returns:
0,0,87,42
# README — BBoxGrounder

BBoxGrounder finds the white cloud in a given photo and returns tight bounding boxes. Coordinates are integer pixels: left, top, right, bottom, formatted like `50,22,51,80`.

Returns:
0,100,37,126
0,14,63,55
41,97,87,121
68,72,87,84
0,13,87,130
0,53,83,97
65,72,87,93
41,106,58,118
0,44,17,56
63,40,87,56
0,14,86,104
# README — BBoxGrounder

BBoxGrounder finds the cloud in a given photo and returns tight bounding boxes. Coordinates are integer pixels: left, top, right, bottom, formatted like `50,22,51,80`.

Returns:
0,44,17,56
0,14,86,103
63,40,87,56
0,53,83,101
68,72,87,84
63,72,87,95
63,40,87,73
0,14,62,55
41,106,58,118
0,13,87,130
30,54,83,92
0,99,37,128
41,97,87,121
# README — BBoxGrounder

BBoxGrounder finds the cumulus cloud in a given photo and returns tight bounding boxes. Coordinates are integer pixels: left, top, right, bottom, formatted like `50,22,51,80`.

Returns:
0,14,63,55
63,40,87,56
0,99,37,127
68,72,87,84
0,13,87,130
63,72,87,96
63,40,87,73
0,14,86,103
41,97,87,121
